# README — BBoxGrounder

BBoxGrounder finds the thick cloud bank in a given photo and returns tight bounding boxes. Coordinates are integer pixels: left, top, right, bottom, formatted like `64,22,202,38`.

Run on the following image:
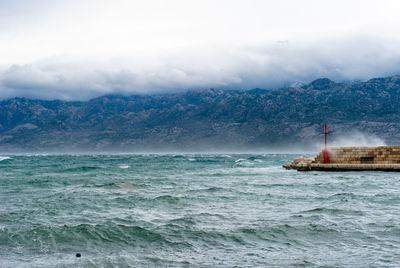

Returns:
1,36,400,100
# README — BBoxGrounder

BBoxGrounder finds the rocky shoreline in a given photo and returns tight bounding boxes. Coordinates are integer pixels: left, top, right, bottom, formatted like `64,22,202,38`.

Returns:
282,156,315,170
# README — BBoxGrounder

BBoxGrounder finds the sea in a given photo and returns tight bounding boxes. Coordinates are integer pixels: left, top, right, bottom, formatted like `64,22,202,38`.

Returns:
0,154,399,267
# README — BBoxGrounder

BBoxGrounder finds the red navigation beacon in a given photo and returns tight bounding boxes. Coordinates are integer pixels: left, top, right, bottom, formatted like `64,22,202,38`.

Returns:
321,124,333,163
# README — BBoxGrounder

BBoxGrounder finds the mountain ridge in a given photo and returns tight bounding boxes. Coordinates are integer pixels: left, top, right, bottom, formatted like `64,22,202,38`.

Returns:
1,74,400,152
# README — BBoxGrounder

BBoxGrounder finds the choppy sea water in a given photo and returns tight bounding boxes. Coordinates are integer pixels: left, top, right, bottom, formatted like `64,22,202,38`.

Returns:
0,154,399,267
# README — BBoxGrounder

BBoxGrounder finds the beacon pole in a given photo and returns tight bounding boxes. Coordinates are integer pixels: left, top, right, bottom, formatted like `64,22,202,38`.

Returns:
322,124,333,163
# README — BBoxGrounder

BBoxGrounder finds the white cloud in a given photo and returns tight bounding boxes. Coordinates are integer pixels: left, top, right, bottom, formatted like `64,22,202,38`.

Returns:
2,35,400,100
1,0,400,99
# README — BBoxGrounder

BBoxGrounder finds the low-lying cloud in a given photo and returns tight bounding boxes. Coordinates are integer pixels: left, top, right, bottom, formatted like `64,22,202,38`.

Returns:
2,35,400,100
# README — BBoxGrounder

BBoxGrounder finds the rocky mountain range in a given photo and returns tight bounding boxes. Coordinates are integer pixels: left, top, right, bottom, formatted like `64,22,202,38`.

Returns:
1,75,400,152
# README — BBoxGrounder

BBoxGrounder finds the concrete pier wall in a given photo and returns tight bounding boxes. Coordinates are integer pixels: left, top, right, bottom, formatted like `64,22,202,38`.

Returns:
315,146,400,164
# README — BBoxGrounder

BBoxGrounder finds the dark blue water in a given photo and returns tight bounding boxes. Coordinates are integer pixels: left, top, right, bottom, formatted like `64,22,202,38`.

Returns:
0,154,399,267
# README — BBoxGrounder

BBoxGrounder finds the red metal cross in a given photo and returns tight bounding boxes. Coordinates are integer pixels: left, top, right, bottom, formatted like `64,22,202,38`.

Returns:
321,124,333,163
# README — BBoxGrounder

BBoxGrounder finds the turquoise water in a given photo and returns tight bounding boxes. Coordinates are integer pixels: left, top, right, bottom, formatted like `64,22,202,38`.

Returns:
0,154,400,267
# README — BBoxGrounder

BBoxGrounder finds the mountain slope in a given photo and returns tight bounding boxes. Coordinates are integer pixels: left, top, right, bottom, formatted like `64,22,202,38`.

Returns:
1,75,400,152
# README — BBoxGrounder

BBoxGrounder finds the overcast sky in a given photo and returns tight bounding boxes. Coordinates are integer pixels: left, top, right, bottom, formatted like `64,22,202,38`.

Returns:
1,0,400,100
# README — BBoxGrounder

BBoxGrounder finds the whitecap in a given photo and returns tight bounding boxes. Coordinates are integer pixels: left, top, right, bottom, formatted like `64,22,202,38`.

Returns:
0,156,10,162
237,166,283,173
119,165,130,169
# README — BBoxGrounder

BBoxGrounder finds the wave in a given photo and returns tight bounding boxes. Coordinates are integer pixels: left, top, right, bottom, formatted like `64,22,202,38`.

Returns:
237,223,341,243
153,195,181,204
301,207,364,216
0,156,11,162
63,166,100,172
1,224,176,248
65,182,137,194
188,186,229,193
158,223,246,245
234,157,265,166
168,213,228,225
119,165,130,169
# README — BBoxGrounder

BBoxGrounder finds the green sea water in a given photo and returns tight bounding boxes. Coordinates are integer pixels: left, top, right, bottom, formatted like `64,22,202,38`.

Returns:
0,154,399,267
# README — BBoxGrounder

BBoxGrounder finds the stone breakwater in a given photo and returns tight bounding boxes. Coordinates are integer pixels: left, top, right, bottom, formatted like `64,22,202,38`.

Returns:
283,146,400,171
